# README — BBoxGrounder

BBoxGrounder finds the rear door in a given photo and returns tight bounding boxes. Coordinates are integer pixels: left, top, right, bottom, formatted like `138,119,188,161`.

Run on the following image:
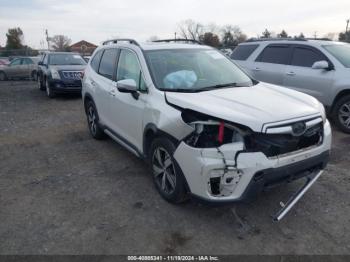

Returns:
92,48,119,126
251,44,292,85
283,45,335,103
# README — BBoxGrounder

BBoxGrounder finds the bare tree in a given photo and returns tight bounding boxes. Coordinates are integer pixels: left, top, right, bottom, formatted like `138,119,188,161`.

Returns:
51,35,71,51
221,25,247,47
178,19,203,40
324,32,337,41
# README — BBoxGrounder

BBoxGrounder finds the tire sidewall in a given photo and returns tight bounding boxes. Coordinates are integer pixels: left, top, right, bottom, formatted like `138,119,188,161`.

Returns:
333,95,350,134
86,100,105,139
149,137,188,203
0,72,6,81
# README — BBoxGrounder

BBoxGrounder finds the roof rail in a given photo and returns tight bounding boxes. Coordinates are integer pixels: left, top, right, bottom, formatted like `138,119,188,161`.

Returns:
245,37,307,42
102,38,140,46
152,39,202,45
305,37,332,41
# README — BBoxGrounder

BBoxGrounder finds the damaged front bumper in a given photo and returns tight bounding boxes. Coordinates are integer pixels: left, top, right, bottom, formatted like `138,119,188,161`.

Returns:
173,120,332,203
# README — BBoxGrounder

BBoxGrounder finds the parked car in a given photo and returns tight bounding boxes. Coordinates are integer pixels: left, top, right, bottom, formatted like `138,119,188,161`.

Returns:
0,58,9,66
231,38,350,133
82,38,331,220
37,52,87,98
0,57,39,81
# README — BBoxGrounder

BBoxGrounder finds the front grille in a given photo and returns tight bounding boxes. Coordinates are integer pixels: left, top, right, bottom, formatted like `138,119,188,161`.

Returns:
61,71,83,80
245,120,323,158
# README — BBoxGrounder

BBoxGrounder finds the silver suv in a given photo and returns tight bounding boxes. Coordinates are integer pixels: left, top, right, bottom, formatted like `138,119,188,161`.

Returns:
231,39,350,133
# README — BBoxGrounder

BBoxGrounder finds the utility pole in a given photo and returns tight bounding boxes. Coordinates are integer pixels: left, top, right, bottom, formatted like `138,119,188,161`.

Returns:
174,32,177,40
346,19,349,41
313,31,317,39
45,29,50,50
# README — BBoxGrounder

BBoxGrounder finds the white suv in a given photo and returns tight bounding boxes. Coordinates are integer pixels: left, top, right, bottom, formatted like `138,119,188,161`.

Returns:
82,39,331,220
231,39,350,133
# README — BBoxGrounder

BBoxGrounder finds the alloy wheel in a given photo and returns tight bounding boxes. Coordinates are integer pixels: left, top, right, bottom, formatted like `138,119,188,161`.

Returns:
338,102,350,129
152,147,176,194
87,106,97,135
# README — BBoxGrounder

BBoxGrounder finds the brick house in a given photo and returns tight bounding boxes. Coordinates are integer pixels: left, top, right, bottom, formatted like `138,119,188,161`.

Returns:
70,40,97,56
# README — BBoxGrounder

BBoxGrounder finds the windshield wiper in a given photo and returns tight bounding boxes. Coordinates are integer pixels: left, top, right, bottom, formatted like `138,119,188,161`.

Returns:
195,82,241,91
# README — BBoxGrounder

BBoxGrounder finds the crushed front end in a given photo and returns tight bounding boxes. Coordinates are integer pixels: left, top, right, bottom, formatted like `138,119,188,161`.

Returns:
173,111,332,203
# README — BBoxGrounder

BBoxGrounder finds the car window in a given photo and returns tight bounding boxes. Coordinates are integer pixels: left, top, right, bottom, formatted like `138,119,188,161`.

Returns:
10,59,22,66
49,54,86,65
90,50,103,72
98,49,118,80
231,45,259,60
117,49,146,91
22,58,34,65
291,47,325,67
43,55,48,65
323,44,350,68
256,45,291,65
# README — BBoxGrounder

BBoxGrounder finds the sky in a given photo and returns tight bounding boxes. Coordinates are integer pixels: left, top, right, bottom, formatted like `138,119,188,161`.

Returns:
0,0,350,48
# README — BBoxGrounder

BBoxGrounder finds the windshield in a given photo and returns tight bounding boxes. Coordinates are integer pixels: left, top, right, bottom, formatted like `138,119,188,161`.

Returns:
323,44,350,68
144,48,254,92
49,54,86,66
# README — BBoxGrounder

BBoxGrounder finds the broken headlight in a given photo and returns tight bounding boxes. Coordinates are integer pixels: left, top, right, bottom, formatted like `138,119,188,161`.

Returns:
184,120,248,148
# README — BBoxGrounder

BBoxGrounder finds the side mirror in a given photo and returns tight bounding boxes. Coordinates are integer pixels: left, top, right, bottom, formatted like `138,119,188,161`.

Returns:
117,79,140,99
312,60,330,70
117,79,138,93
38,61,43,66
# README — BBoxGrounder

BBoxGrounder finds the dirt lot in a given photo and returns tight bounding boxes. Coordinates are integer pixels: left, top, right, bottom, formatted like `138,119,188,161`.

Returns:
0,81,349,255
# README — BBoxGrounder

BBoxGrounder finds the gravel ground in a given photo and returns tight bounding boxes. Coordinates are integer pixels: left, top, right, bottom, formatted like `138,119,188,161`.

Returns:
0,81,349,255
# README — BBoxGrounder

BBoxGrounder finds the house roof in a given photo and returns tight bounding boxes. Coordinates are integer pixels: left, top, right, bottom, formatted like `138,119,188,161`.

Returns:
70,40,97,48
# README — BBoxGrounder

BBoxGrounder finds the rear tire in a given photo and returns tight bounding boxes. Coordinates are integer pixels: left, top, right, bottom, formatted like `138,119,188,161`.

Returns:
148,137,188,204
85,100,106,140
0,71,7,81
332,95,350,134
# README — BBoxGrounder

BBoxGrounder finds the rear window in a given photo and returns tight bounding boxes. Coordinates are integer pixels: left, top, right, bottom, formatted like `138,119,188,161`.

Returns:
230,45,259,60
98,49,118,80
256,45,291,65
90,50,103,72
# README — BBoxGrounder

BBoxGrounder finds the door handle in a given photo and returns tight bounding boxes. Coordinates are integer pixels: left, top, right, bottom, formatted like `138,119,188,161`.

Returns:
253,67,261,71
286,71,296,76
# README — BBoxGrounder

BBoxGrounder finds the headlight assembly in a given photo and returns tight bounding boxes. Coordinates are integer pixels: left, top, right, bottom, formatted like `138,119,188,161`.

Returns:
50,69,61,80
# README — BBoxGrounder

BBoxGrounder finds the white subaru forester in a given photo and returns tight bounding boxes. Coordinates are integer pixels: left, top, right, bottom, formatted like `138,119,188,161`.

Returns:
82,39,332,220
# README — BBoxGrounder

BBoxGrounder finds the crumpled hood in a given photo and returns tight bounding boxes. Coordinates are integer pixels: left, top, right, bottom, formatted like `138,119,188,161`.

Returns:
50,65,86,71
165,82,322,132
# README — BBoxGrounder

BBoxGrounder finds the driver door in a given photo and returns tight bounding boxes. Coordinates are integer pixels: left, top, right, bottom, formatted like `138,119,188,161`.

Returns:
283,45,335,104
108,49,147,152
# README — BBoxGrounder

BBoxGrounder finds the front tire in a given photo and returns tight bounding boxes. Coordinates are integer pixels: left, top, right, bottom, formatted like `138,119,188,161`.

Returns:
37,75,45,90
149,137,188,203
46,78,55,98
333,95,350,134
85,100,106,140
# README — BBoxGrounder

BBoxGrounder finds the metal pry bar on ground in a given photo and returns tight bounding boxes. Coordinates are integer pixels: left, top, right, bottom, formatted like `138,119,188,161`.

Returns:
273,170,324,222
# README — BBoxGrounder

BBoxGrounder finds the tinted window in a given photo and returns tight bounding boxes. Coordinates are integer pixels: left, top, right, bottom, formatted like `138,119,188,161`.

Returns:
49,54,86,65
90,50,103,72
323,44,350,68
10,59,21,66
98,49,118,79
256,45,291,65
117,49,146,91
22,58,34,65
231,45,259,60
291,47,325,67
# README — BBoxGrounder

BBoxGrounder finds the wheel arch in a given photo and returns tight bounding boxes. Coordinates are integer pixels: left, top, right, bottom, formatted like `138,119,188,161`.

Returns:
83,93,94,113
143,123,180,158
331,89,350,113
